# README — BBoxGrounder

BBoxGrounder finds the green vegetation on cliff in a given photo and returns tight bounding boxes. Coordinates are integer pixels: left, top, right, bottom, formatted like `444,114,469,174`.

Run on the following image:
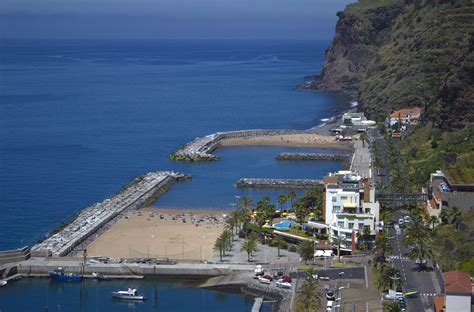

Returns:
315,0,473,184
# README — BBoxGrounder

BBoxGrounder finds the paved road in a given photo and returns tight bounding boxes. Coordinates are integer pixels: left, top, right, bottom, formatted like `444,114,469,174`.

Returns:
388,211,443,312
351,139,371,179
368,128,389,188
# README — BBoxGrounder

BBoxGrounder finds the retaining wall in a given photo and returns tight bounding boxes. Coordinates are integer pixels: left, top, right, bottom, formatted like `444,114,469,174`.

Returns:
0,247,30,266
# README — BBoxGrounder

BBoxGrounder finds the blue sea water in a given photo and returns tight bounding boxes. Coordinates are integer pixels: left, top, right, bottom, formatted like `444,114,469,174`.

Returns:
0,39,350,311
0,277,270,312
0,39,350,250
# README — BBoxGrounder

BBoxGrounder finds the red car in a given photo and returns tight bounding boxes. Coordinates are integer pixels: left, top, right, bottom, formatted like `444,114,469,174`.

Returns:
280,275,292,283
262,275,273,281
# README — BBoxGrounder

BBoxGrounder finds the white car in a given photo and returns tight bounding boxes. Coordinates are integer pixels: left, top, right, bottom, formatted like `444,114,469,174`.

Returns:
258,277,271,284
275,281,292,289
398,219,404,226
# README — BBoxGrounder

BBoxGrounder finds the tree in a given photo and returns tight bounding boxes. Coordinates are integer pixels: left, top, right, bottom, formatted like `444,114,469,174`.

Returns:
362,226,372,250
384,301,403,312
287,191,296,211
440,208,450,224
225,212,239,237
428,215,439,229
373,232,392,268
377,265,402,291
332,235,345,262
404,216,433,266
221,229,233,252
359,132,368,147
241,235,258,262
296,269,320,312
450,206,462,229
277,194,287,211
297,240,314,263
295,200,309,224
214,236,226,262
272,235,284,257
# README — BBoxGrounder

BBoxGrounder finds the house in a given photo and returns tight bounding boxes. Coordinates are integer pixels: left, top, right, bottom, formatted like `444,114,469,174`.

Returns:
443,271,471,312
319,171,381,253
387,107,422,130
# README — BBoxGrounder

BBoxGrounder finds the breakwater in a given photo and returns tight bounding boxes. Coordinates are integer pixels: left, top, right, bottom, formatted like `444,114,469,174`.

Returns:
242,280,293,312
275,152,350,161
169,129,314,161
235,178,323,189
31,171,190,257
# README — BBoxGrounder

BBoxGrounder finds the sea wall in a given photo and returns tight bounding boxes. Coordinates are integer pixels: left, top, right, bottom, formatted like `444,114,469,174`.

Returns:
241,280,293,312
236,178,323,189
170,129,313,161
31,171,190,257
0,247,30,266
275,152,350,161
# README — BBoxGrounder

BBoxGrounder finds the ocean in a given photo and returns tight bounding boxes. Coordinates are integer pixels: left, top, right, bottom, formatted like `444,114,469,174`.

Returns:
0,39,350,310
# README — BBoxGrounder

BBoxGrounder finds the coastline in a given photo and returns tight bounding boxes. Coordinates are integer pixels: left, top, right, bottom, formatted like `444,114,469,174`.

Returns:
219,133,351,150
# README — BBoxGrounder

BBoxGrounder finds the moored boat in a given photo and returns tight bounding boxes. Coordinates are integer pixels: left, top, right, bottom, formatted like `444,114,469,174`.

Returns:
48,267,82,282
92,272,111,280
112,288,146,300
0,280,7,287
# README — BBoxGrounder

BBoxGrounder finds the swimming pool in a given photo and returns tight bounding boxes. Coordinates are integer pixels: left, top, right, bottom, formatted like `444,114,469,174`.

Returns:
273,220,296,230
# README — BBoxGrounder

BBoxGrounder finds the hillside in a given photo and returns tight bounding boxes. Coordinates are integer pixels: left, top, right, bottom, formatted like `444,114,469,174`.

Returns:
310,0,474,129
308,0,474,185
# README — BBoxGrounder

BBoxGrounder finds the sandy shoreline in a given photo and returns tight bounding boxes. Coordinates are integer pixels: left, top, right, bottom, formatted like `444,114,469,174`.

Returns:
86,208,228,261
219,133,351,150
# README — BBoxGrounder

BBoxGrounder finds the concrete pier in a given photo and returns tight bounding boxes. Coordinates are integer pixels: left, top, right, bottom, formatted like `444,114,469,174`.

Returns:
170,129,312,162
275,152,350,161
252,298,264,312
235,178,323,189
31,171,190,257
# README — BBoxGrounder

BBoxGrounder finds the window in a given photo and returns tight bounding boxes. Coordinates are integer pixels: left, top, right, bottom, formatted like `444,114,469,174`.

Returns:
365,208,371,214
338,222,345,228
341,196,347,200
332,196,337,202
333,206,340,213
358,223,364,229
348,222,354,229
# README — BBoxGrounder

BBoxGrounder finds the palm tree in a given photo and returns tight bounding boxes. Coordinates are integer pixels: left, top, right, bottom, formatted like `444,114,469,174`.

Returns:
377,265,402,291
359,132,368,147
296,269,320,312
332,235,345,262
404,216,433,265
287,191,296,211
295,200,308,224
297,240,314,263
225,213,238,237
384,301,403,312
373,232,392,268
428,215,439,229
272,235,284,257
214,236,225,262
241,235,258,262
439,208,450,224
221,229,233,252
277,194,287,211
450,206,462,229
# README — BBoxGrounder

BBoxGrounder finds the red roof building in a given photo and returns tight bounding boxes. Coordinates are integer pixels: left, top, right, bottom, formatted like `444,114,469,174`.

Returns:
444,271,472,312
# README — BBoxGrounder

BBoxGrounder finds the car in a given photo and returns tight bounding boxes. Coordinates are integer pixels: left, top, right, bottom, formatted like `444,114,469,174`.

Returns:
398,219,405,226
325,290,336,301
319,276,330,281
258,276,271,284
404,215,411,222
275,281,292,289
280,275,292,283
262,275,273,282
326,300,334,311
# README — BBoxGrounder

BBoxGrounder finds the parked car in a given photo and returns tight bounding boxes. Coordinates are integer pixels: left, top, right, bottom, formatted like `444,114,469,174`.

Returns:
261,275,273,282
398,219,405,226
325,290,336,301
279,275,292,283
275,281,292,289
258,277,271,284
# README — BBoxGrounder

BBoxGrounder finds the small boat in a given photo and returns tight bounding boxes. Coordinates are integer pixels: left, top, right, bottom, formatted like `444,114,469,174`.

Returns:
11,274,23,281
0,280,7,287
92,272,111,281
112,288,146,300
48,267,82,282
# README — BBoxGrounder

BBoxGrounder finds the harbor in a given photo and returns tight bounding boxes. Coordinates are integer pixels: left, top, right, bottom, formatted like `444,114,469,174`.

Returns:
169,129,349,162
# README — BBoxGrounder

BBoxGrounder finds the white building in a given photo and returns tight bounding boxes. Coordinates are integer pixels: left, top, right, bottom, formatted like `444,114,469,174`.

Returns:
322,171,381,252
444,271,471,312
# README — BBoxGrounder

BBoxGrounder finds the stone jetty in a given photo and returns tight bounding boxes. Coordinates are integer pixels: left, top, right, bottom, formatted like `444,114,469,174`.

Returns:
275,152,350,161
235,178,323,189
31,171,190,257
169,129,310,162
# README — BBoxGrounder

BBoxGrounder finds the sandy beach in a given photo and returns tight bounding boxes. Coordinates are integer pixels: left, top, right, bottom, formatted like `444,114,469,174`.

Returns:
219,133,350,150
86,208,227,261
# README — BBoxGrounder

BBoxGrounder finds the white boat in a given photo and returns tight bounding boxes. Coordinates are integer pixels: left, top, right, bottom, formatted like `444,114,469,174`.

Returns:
112,288,146,300
0,280,7,287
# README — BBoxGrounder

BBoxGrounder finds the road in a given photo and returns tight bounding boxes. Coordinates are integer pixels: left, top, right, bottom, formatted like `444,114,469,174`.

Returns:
368,128,389,188
387,210,443,311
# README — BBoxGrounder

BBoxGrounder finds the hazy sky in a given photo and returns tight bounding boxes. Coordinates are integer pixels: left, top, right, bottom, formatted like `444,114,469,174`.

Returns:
0,0,354,40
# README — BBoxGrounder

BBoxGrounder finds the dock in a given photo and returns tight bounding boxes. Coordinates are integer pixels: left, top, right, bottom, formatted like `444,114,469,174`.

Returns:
31,171,191,257
235,178,323,189
275,152,350,161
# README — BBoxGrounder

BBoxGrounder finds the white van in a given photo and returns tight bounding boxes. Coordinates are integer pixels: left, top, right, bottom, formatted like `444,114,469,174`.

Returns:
326,300,334,311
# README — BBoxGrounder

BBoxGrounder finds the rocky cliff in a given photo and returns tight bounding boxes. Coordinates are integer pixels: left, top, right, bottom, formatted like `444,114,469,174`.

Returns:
311,0,474,130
